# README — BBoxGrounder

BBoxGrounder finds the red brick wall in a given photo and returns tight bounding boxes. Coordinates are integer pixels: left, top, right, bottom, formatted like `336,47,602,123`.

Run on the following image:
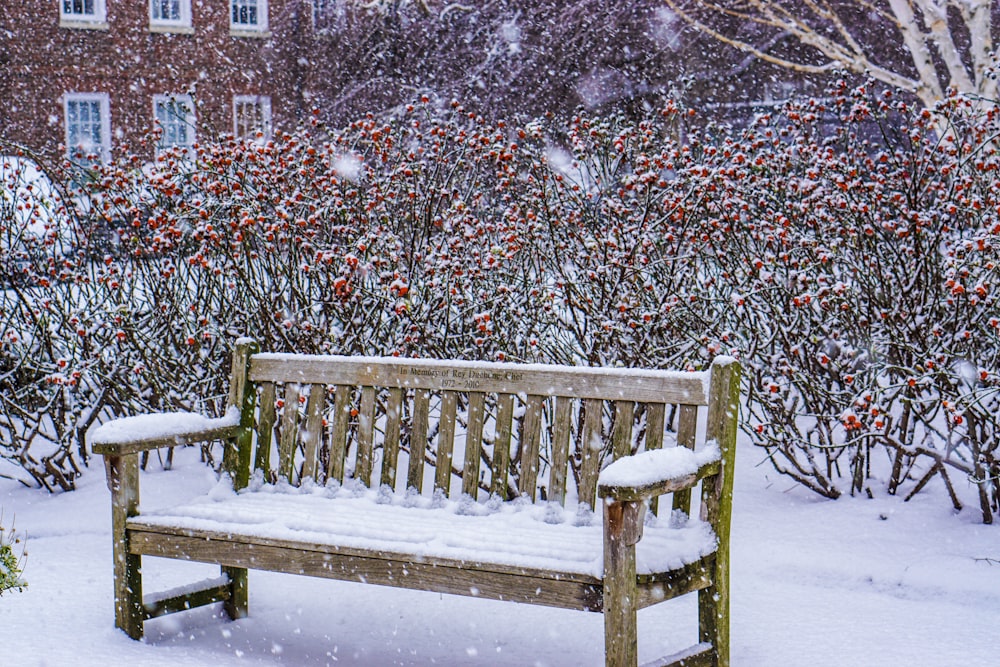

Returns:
0,0,308,162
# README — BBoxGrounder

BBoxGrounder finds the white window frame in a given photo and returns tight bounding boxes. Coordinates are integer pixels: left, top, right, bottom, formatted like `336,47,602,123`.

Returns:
64,93,111,165
230,0,269,35
60,0,108,28
233,95,272,141
312,0,337,33
153,94,197,154
149,0,193,33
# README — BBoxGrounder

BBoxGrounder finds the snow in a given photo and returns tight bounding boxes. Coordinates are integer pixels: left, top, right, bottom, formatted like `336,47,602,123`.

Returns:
132,480,716,577
332,154,362,183
2,439,998,666
598,442,720,489
90,408,241,445
255,352,704,379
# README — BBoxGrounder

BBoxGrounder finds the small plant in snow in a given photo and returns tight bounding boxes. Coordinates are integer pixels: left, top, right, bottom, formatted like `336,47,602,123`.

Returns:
0,512,27,595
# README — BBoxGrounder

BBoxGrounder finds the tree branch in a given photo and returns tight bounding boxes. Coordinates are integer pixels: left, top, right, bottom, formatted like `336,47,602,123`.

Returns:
664,0,997,107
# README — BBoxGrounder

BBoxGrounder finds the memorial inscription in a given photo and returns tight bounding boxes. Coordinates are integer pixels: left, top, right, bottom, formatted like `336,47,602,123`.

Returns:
398,365,526,391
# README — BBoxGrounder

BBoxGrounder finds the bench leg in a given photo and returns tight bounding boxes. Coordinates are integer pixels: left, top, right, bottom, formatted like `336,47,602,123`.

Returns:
698,582,729,667
222,566,248,619
109,454,144,639
604,500,642,667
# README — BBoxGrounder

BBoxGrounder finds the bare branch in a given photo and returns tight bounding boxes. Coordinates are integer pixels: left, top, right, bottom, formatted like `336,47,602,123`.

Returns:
664,0,997,107
664,0,923,93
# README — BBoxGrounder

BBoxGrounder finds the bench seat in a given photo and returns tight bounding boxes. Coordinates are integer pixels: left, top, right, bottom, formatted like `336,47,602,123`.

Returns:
130,479,719,581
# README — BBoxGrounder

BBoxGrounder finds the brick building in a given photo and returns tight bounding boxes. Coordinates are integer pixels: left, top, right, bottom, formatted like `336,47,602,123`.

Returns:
2,1,837,168
0,0,311,164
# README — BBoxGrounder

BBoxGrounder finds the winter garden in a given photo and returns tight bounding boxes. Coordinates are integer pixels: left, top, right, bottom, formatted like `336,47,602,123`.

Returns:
1,82,999,663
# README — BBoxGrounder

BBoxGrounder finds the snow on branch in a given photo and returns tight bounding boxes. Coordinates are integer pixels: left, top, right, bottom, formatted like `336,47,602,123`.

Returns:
664,0,998,108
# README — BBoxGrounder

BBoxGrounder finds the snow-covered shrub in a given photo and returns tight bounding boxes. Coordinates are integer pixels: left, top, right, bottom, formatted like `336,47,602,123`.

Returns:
688,83,1000,521
1,153,88,490
1,92,997,521
519,108,731,371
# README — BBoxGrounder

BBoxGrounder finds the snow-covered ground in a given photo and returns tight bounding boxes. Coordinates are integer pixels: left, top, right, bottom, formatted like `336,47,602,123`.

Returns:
2,440,997,666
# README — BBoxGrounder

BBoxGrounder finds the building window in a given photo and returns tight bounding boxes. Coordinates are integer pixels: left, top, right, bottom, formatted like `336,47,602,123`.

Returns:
64,93,111,165
233,95,272,140
150,0,192,32
231,0,268,33
60,0,107,27
312,0,337,33
153,95,196,153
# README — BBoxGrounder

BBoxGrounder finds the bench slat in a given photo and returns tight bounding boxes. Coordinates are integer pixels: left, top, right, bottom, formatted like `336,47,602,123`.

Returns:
301,384,325,481
673,404,699,515
548,396,573,505
611,400,635,460
435,391,458,495
645,402,666,514
279,384,301,482
255,382,277,474
250,355,710,404
382,387,404,489
645,403,665,452
491,393,515,498
518,395,545,501
356,386,376,486
407,389,430,492
461,392,486,498
327,385,352,483
578,398,604,510
130,530,604,611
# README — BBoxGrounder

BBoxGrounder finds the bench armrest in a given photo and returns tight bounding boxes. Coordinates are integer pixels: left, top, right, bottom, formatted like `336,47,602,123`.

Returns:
91,409,241,457
597,443,721,502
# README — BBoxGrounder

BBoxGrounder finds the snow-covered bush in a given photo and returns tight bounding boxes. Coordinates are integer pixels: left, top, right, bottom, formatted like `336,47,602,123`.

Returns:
1,154,88,490
691,84,1000,522
1,92,997,521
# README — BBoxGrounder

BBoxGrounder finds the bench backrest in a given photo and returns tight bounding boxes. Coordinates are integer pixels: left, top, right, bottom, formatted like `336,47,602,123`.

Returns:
224,340,740,511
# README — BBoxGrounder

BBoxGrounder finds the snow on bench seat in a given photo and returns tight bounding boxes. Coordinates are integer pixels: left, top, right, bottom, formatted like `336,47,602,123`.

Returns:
130,481,718,579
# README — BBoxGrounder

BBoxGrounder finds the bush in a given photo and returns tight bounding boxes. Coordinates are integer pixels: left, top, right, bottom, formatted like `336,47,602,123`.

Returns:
707,86,1000,522
1,91,997,521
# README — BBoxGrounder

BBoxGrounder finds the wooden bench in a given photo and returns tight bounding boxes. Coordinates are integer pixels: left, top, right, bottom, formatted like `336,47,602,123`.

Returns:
93,340,740,667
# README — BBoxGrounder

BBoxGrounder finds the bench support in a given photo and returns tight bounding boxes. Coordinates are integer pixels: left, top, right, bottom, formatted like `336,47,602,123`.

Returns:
108,453,143,639
603,499,644,667
697,360,740,667
221,339,258,621
222,565,248,619
142,576,234,620
107,445,249,637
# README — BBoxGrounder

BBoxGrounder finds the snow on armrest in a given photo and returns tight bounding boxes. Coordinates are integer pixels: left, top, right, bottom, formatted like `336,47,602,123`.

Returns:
598,442,721,502
91,407,242,456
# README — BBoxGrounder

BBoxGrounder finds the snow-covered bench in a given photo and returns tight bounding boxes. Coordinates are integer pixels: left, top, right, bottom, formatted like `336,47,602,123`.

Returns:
93,340,740,667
